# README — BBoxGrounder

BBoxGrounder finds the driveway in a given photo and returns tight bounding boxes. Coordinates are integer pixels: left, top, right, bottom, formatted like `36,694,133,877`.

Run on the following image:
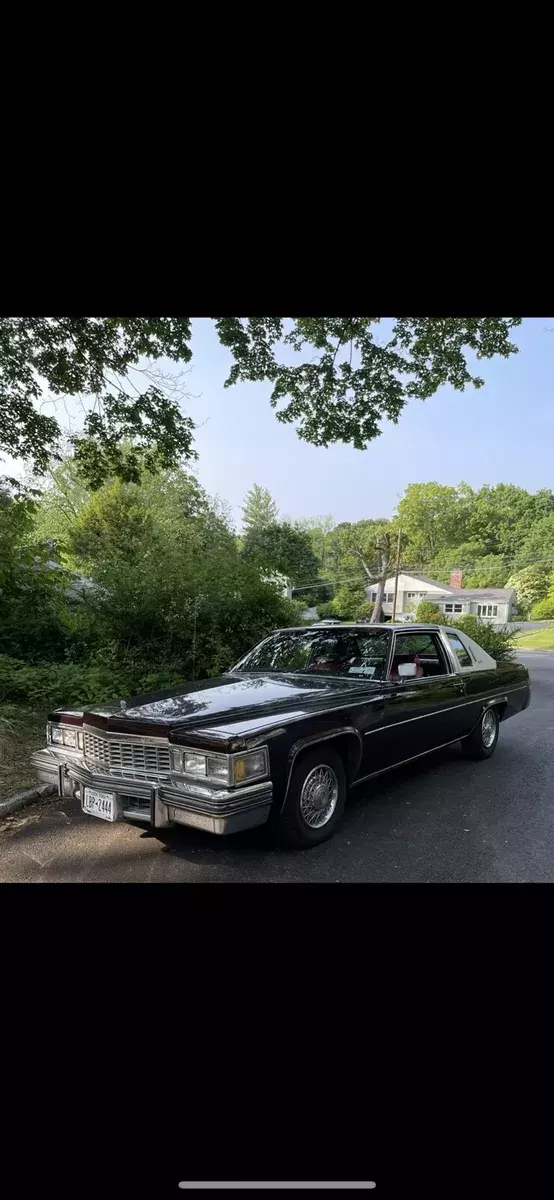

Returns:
0,653,551,882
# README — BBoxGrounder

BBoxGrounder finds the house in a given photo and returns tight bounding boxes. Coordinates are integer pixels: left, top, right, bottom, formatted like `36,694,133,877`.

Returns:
365,570,516,625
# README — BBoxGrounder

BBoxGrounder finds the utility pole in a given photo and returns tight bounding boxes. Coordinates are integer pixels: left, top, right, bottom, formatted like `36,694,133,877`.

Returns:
391,529,402,623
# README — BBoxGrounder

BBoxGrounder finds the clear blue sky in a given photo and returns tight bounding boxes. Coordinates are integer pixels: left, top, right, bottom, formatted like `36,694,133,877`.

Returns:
181,317,554,528
4,317,553,528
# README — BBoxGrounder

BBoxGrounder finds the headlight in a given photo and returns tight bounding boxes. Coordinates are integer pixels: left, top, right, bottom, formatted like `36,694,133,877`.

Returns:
233,749,268,783
178,746,269,786
48,723,81,748
184,752,207,777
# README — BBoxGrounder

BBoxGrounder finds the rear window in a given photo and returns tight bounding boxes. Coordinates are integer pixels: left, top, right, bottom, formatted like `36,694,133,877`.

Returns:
445,631,472,668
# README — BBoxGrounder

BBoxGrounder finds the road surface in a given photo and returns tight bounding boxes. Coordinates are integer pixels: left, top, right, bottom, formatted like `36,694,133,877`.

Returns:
1,652,552,882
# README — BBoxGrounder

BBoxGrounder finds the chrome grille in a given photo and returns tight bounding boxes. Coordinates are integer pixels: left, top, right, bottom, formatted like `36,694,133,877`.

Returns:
83,731,170,778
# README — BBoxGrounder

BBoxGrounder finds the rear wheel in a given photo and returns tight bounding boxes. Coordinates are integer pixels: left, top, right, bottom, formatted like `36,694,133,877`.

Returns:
278,747,347,848
461,706,499,760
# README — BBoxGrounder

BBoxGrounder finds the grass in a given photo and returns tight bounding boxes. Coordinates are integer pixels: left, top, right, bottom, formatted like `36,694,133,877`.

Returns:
0,705,47,801
515,623,554,651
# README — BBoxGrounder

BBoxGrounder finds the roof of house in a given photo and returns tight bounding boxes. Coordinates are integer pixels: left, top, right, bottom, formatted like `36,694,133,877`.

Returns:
367,572,456,592
429,588,515,602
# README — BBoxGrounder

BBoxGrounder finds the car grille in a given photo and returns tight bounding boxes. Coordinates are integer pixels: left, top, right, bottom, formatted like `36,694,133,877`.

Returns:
83,732,171,778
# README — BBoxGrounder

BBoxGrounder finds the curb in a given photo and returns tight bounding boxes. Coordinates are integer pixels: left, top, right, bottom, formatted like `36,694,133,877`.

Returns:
0,783,57,818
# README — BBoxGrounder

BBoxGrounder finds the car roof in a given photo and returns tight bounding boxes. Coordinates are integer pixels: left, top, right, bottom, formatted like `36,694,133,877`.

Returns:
274,623,447,633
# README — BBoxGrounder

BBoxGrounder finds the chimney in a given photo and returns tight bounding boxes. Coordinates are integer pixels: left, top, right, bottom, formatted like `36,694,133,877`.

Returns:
450,569,463,589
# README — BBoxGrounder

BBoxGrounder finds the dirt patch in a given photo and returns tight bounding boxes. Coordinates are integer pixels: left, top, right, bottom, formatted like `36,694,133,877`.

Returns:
0,790,63,840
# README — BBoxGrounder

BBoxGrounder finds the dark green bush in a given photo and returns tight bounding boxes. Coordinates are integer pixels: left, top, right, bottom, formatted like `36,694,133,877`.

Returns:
415,600,443,622
530,596,554,620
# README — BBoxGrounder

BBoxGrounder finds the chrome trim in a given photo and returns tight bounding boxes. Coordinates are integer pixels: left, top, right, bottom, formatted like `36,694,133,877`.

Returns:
81,723,169,746
279,728,362,817
83,729,171,777
173,745,269,789
363,683,528,735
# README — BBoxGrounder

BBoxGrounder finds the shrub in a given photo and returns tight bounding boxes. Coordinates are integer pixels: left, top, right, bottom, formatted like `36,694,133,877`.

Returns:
530,596,554,620
316,601,336,620
355,601,374,622
415,600,442,623
445,615,517,662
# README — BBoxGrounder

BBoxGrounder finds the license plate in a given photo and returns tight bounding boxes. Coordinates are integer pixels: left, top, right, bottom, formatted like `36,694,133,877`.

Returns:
83,788,117,821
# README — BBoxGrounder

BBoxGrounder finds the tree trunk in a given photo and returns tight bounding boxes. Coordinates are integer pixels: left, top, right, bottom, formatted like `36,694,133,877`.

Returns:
370,554,389,623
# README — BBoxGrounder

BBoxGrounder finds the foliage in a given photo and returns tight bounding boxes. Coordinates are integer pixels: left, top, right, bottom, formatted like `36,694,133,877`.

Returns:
530,596,554,620
241,484,279,533
292,515,335,571
445,615,516,662
1,319,523,493
240,521,320,586
355,601,375,622
315,601,336,620
505,565,550,617
0,317,196,488
329,580,369,621
0,492,78,661
514,513,554,571
293,582,333,609
415,600,443,622
327,518,398,622
215,318,521,450
396,483,468,565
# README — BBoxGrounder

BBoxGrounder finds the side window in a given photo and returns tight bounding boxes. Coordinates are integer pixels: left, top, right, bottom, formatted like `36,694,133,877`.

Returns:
445,632,472,668
390,632,450,679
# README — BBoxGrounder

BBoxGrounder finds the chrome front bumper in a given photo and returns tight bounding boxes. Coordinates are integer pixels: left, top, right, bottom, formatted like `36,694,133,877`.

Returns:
31,749,273,835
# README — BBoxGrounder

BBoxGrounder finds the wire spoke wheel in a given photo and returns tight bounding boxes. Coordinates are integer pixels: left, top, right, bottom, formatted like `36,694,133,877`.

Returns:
299,765,339,830
481,709,497,748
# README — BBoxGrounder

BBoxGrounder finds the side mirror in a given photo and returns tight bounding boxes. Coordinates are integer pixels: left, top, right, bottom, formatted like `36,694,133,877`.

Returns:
397,662,418,679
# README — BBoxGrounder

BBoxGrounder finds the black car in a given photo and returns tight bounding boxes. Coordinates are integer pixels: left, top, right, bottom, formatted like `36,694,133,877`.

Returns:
32,623,531,848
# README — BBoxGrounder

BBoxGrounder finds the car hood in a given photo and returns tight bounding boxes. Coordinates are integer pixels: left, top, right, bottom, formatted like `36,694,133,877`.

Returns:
78,671,375,737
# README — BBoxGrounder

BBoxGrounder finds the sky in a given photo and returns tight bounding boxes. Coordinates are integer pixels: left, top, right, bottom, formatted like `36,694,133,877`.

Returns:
3,317,554,529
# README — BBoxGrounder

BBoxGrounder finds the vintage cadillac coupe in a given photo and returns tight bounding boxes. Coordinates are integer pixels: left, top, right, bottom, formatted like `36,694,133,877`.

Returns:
32,623,530,848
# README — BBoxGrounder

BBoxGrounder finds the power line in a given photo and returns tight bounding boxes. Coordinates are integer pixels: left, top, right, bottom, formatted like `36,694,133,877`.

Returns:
290,554,554,592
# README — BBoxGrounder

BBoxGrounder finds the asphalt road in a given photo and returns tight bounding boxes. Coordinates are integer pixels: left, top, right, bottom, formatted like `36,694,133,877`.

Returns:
1,652,552,882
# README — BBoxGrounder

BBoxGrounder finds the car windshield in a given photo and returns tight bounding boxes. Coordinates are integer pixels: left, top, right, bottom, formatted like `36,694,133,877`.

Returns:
233,628,391,681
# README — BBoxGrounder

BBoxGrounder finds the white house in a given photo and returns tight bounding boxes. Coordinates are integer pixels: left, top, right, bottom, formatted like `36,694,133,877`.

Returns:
365,571,516,625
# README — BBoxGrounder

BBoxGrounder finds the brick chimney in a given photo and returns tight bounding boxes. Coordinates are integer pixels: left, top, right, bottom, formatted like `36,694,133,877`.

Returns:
450,569,463,589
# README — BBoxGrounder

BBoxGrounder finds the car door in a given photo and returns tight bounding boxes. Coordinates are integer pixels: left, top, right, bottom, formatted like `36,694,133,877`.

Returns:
380,630,465,767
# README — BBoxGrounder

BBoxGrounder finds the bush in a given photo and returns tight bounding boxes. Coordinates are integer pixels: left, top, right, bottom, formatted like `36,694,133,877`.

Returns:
444,615,517,662
355,601,374,622
316,601,336,620
530,596,554,620
415,600,442,623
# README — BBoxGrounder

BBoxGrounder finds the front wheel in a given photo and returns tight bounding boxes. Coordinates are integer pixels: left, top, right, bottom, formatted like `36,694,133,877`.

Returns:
278,747,347,848
461,706,499,761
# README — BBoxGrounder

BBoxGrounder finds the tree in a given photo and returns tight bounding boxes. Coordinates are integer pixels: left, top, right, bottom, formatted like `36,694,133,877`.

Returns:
292,514,335,572
1,317,521,489
505,565,550,617
241,521,320,587
515,512,554,571
0,317,196,489
216,318,521,450
241,484,278,533
395,482,469,565
328,519,397,622
330,580,370,621
467,484,552,559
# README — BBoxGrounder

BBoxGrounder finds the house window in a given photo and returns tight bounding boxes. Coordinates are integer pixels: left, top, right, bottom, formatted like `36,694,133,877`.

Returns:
493,605,498,616
444,603,453,613
371,592,377,602
454,603,462,613
386,593,394,603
